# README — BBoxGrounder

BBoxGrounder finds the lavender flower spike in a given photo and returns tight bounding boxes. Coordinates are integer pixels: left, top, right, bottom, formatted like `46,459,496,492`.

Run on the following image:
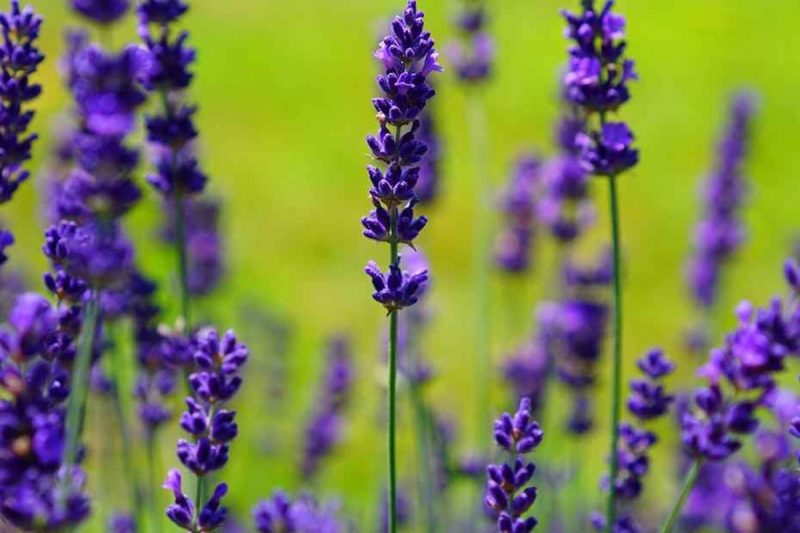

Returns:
0,0,44,204
562,2,638,530
485,398,543,532
364,4,441,531
164,327,248,531
494,155,541,273
449,2,493,84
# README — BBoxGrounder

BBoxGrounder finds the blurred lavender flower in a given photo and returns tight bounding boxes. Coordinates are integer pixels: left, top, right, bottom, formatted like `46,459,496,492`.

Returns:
681,263,800,462
449,3,493,83
0,0,44,204
0,293,90,529
414,108,441,204
164,328,248,531
485,398,543,532
70,0,129,24
0,229,12,265
253,491,343,533
301,336,353,479
161,198,224,296
685,93,756,351
494,155,541,273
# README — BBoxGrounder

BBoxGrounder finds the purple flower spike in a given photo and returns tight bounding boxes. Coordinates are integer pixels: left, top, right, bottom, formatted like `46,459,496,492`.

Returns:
365,259,429,313
0,0,44,204
252,491,343,533
636,348,674,379
485,398,543,532
449,5,493,84
578,122,639,177
784,259,800,294
494,155,541,273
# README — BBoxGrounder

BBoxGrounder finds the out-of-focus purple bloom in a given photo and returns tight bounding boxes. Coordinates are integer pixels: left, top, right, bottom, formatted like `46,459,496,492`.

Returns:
380,488,411,533
161,198,224,295
0,229,13,265
686,93,756,330
109,513,136,533
301,336,353,479
164,328,248,531
449,5,492,83
627,349,674,420
253,491,343,533
414,108,441,204
485,398,542,532
0,0,44,204
502,342,551,416
681,262,799,462
70,0,129,24
494,155,541,273
364,0,440,309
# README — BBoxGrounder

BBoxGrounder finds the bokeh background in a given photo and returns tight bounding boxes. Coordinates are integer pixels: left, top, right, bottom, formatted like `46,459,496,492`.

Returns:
2,0,800,530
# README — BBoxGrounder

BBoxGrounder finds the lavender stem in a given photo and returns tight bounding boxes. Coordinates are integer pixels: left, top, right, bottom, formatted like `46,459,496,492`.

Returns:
659,459,701,533
604,174,624,533
467,90,493,452
173,192,191,328
63,291,99,477
387,205,399,533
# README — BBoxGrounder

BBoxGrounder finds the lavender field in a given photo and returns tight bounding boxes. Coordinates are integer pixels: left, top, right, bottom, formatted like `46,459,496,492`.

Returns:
1,0,799,532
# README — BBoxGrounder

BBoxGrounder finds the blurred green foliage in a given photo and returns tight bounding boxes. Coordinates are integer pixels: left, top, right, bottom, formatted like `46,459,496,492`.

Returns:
3,0,800,530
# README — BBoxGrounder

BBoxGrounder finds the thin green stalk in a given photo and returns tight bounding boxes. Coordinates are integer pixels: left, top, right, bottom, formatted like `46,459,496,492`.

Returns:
174,193,191,329
659,460,701,533
387,216,399,533
146,436,163,533
604,175,623,532
107,325,143,527
467,90,492,451
63,292,100,477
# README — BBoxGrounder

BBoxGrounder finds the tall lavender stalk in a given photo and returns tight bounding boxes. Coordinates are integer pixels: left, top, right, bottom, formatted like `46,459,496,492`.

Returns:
362,2,440,529
450,0,495,466
562,2,639,529
137,0,206,330
685,93,755,353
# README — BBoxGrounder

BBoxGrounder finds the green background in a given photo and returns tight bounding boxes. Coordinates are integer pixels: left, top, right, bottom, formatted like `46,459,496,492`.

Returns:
2,0,799,530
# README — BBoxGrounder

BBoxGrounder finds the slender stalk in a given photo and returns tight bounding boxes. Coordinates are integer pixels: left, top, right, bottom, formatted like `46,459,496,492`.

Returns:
146,436,162,533
467,90,492,451
107,324,143,527
604,175,623,532
63,292,99,475
387,209,399,533
659,459,701,533
174,193,191,328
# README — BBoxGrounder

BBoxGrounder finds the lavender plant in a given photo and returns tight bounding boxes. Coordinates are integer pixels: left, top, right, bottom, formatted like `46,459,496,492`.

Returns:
252,491,343,532
484,397,543,532
562,1,639,528
659,261,800,532
163,328,249,531
686,93,756,353
0,0,44,204
137,0,206,328
361,2,440,530
494,155,541,273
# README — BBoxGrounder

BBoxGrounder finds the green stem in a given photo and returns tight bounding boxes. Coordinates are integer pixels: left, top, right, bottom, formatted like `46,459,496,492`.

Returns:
146,435,162,533
108,325,143,527
63,292,100,477
387,210,399,533
467,90,492,451
604,175,623,532
174,193,191,329
659,460,701,533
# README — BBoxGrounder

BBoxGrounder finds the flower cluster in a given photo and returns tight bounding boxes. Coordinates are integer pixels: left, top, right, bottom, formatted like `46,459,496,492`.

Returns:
301,336,353,479
449,2,493,83
0,0,44,204
252,491,343,533
681,262,800,462
138,0,207,197
362,0,440,312
538,114,593,243
563,0,639,177
484,398,543,532
494,155,541,273
70,0,129,24
550,252,612,434
686,93,756,348
164,328,249,531
160,198,224,296
0,293,90,529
